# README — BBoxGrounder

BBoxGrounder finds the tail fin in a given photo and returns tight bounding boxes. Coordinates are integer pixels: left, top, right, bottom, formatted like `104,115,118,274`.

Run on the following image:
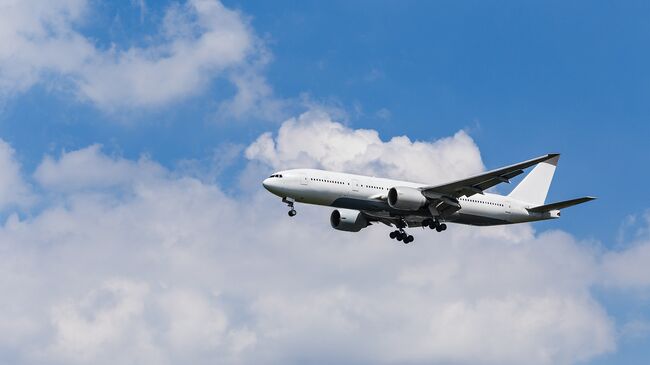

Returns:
508,154,559,205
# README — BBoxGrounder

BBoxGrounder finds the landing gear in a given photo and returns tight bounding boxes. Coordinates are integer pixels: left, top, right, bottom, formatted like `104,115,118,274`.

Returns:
283,197,296,217
423,218,447,232
389,229,414,244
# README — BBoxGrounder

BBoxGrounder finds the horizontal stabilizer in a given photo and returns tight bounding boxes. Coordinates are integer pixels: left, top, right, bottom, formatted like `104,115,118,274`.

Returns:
527,196,596,213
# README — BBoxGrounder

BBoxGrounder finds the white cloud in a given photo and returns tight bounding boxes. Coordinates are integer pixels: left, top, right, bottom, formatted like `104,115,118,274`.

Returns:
1,119,650,364
602,240,650,288
600,211,650,289
33,144,165,191
0,0,280,114
158,289,228,351
0,0,90,92
246,109,484,184
48,279,155,363
419,295,611,365
0,139,32,209
216,68,289,122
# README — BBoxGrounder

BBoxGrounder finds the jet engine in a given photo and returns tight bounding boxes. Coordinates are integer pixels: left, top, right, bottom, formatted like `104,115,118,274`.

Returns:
387,186,427,211
330,209,369,232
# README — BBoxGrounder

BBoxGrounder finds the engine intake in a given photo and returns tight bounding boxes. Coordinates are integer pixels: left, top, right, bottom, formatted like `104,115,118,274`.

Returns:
330,209,369,232
387,186,427,211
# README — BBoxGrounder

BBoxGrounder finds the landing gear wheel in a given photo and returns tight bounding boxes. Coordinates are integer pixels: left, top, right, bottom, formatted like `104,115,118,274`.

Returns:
426,218,440,230
439,223,447,231
396,233,403,241
435,226,442,232
283,197,296,217
404,235,414,244
389,231,398,239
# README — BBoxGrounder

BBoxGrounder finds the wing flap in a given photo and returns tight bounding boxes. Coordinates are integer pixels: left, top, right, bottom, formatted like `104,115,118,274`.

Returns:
527,196,596,213
427,198,461,218
360,210,427,228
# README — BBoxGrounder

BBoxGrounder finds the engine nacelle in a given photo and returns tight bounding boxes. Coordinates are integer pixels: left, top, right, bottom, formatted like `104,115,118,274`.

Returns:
387,186,427,211
330,209,369,232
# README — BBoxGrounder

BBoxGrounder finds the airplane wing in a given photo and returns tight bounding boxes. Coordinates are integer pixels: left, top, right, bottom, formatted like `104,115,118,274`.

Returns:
360,210,428,228
420,153,559,217
420,153,559,199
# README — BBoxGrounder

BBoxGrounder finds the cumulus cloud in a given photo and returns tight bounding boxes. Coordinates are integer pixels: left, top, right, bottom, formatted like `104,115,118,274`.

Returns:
34,144,165,191
601,213,650,289
215,63,289,122
0,0,280,114
0,139,32,209
48,279,154,363
0,119,648,364
246,109,484,184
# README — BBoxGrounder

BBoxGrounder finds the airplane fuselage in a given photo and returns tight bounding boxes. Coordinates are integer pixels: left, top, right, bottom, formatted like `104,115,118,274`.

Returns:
262,168,558,227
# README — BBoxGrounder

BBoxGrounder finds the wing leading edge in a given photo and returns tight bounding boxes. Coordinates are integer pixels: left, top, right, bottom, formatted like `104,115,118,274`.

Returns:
420,153,560,199
419,153,560,218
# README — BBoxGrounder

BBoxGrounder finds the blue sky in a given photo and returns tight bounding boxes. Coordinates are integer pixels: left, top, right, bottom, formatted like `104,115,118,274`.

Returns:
3,0,649,238
0,1,648,364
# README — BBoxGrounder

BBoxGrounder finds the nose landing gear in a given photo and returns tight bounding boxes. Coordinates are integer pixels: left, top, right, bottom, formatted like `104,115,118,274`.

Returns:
282,197,297,217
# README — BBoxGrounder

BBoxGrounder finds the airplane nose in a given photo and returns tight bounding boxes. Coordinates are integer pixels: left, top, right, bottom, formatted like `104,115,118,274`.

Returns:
262,178,273,191
263,176,283,194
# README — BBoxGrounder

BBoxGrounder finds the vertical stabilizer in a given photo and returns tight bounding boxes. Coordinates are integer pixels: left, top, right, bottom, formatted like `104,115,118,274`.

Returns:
508,154,559,205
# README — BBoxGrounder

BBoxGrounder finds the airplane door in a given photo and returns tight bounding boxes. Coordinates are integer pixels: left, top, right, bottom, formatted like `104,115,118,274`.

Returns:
505,200,511,214
351,179,359,192
300,175,309,185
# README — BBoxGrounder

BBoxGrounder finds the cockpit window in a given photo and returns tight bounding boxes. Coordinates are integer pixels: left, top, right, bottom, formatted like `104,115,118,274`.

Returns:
269,174,283,178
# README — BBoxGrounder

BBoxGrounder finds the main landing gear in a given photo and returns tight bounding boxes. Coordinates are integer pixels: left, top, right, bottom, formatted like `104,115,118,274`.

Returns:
422,218,447,232
389,229,414,244
283,197,297,217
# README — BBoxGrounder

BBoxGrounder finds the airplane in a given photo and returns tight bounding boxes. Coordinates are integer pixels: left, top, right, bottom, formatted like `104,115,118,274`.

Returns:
262,153,595,244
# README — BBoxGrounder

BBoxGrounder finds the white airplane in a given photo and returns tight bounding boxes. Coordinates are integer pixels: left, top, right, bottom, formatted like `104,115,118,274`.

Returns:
262,154,595,243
